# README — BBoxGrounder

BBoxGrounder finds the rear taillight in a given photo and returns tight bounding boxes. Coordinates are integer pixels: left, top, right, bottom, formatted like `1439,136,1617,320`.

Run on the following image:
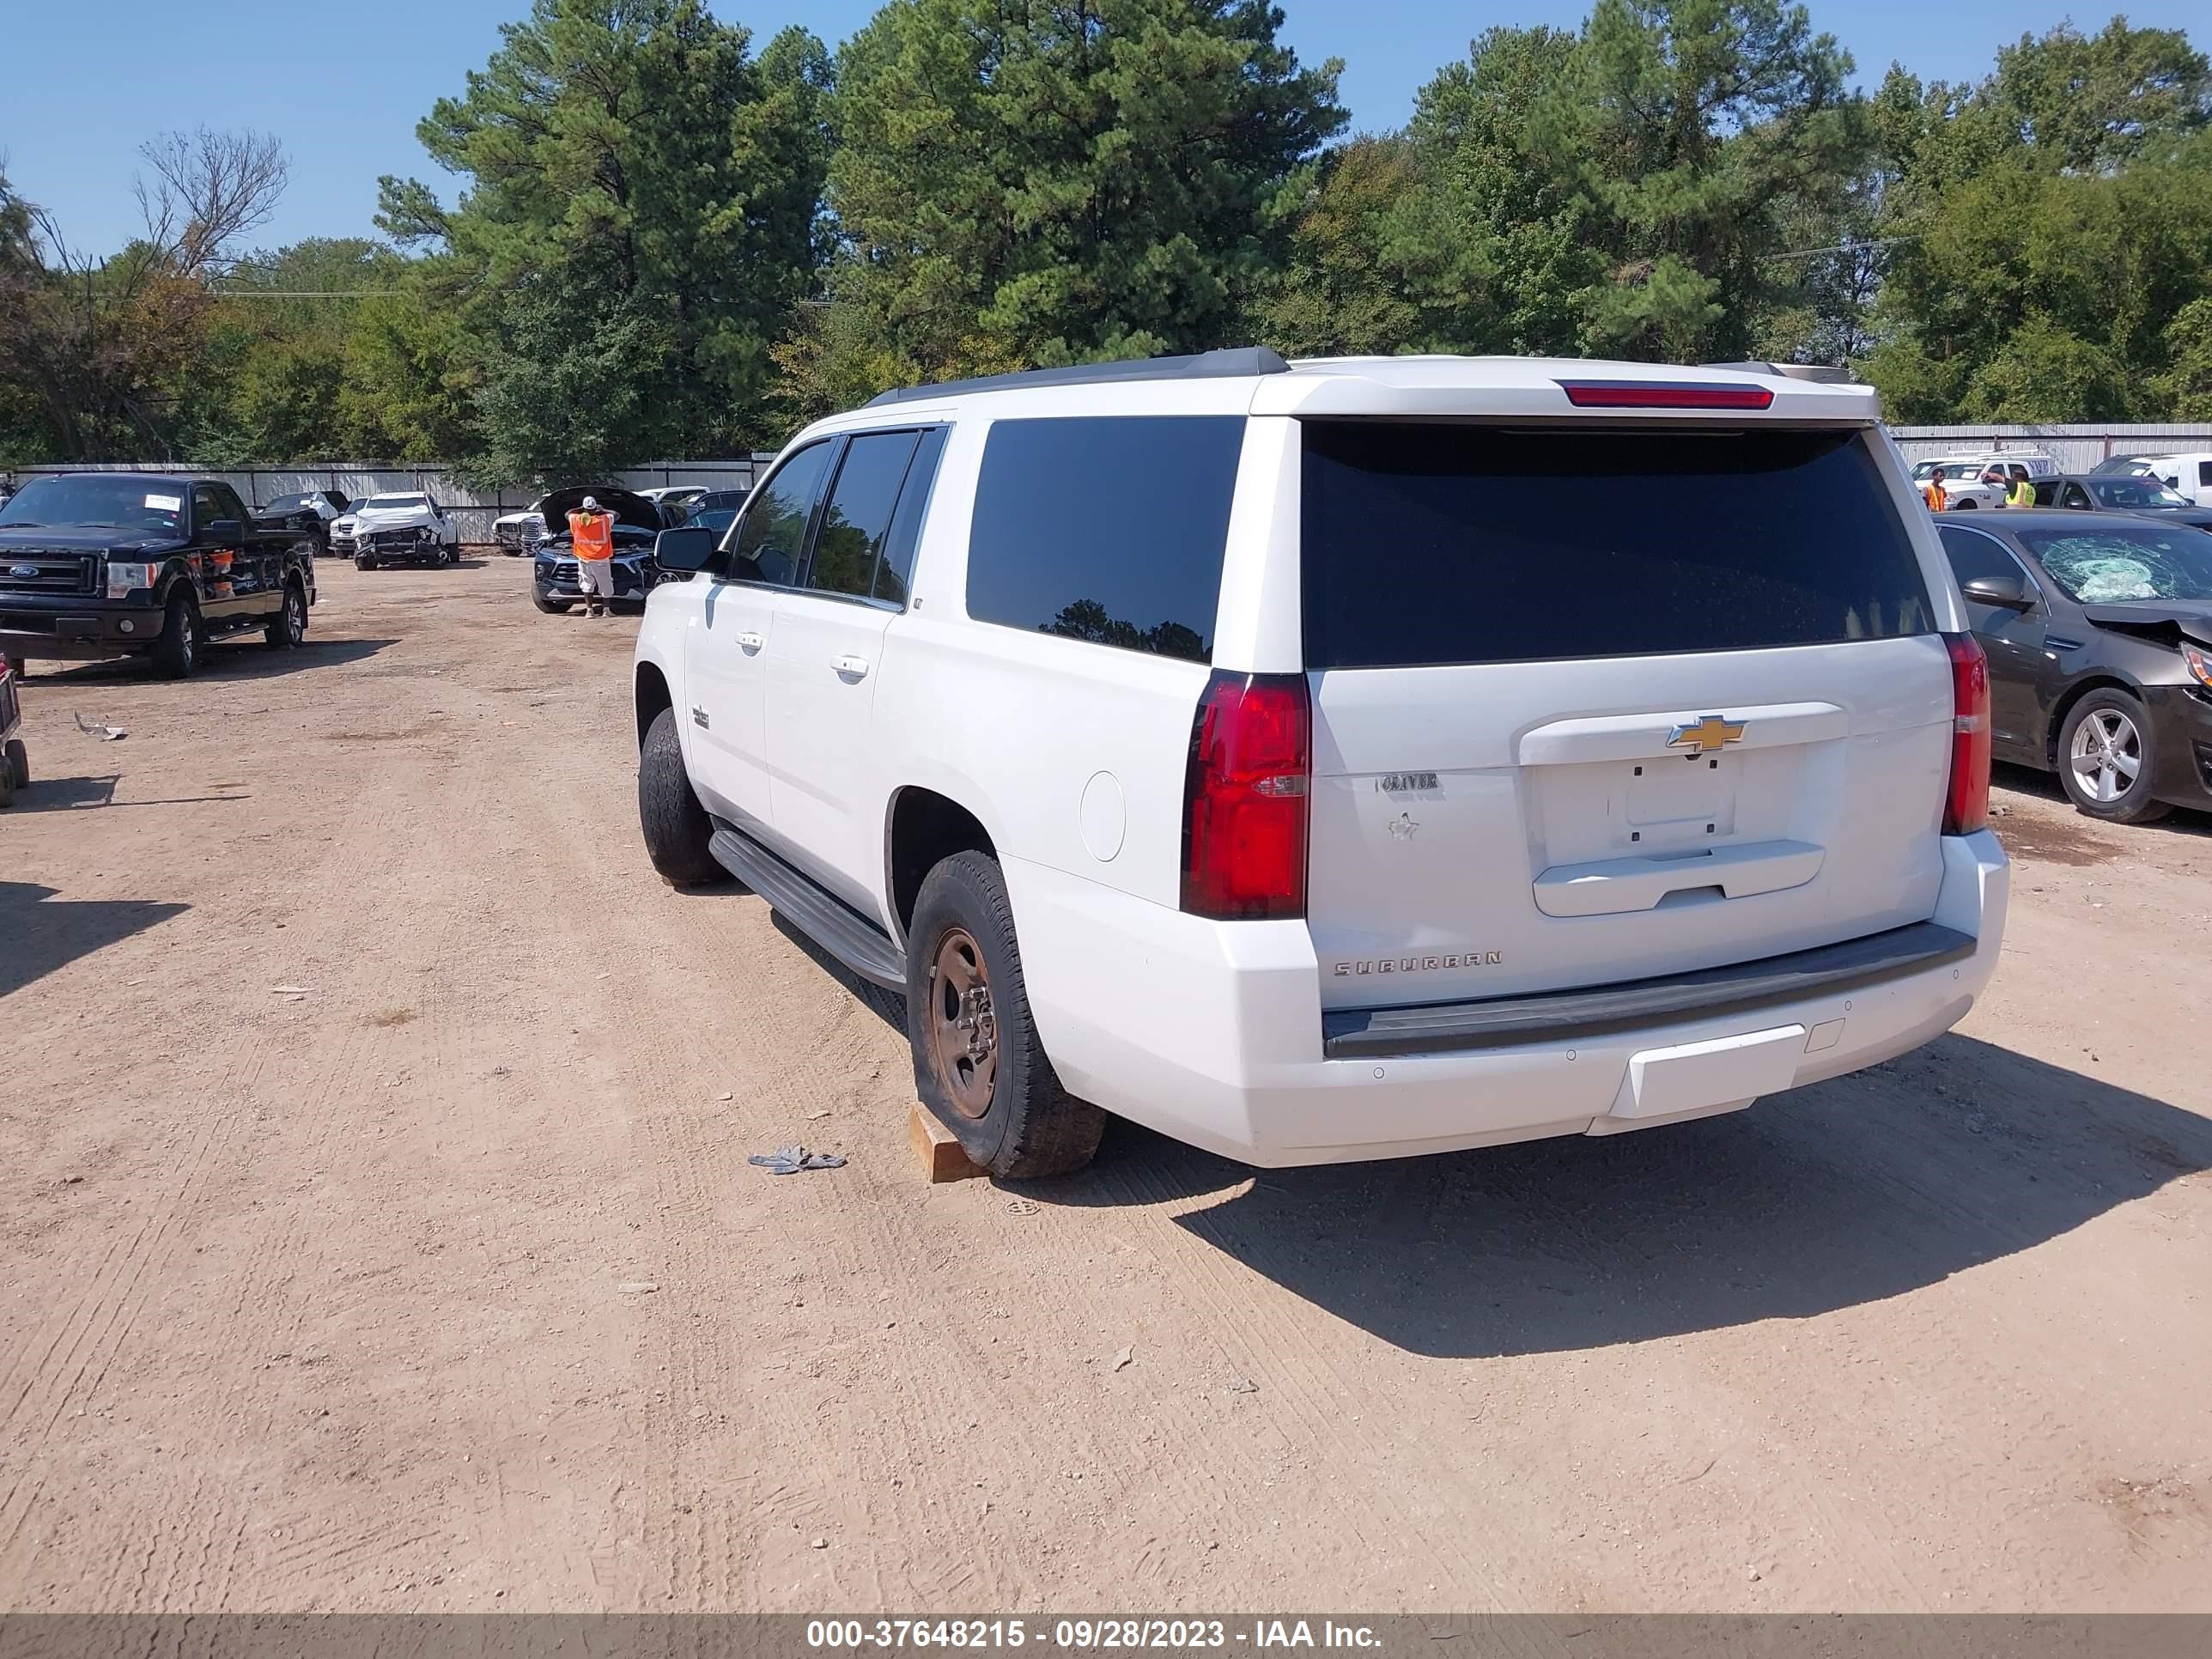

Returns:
1556,380,1775,410
1182,671,1311,921
1943,632,1991,835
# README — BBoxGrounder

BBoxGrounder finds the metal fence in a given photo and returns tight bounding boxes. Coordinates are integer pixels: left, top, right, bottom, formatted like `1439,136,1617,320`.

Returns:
3,459,771,547
1890,423,2212,472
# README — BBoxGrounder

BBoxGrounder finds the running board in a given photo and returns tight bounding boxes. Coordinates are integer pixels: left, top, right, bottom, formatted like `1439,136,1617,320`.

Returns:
708,823,908,990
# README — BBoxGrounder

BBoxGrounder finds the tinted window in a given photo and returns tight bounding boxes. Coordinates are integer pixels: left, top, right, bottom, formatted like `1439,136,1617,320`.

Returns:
0,476,185,532
191,484,228,533
729,441,835,585
1939,526,2032,590
214,483,252,525
2199,462,2211,489
2061,483,2092,508
1302,423,1934,669
2092,477,2190,508
2015,526,2212,603
876,427,949,607
808,432,923,599
966,416,1243,665
266,493,314,512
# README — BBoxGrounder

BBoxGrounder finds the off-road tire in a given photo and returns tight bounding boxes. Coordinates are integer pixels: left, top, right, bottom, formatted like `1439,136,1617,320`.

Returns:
532,590,573,615
637,707,724,885
2058,687,2171,824
905,851,1103,1178
151,591,201,679
265,580,307,648
5,737,27,791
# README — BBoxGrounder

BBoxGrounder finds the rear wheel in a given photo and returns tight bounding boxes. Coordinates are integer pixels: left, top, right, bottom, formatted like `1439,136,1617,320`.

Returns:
264,581,307,648
4,738,26,791
151,591,200,679
2059,689,2170,823
905,851,1103,1178
637,707,723,884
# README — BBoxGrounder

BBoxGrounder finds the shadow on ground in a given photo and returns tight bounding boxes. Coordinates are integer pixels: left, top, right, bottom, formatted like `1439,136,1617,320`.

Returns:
0,880,187,1000
1994,760,2212,839
1032,1034,2210,1358
15,637,397,685
3,775,248,813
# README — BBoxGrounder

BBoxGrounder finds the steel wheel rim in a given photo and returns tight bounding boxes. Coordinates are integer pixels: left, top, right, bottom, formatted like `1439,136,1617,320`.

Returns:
928,927,998,1119
2069,708,2142,805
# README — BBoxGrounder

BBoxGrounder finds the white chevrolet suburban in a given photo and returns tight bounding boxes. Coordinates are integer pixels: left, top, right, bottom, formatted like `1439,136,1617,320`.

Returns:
632,350,2009,1177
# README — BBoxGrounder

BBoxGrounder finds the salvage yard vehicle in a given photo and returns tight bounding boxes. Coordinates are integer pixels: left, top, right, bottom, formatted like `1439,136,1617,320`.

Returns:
350,492,460,568
0,472,316,678
0,659,26,809
632,349,2009,1178
1912,451,2057,510
495,507,548,556
2038,473,2212,530
531,486,672,614
1936,509,2212,823
253,488,349,551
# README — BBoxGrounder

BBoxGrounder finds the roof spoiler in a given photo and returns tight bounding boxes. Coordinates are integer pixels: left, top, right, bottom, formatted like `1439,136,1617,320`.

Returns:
866,346,1291,407
1703,361,1858,385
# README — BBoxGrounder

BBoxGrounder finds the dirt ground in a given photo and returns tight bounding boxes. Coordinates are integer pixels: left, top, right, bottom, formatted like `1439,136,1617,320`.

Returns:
2,555,2209,1614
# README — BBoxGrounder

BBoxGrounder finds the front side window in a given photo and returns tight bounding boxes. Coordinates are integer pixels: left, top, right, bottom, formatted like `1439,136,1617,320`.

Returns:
1302,422,1934,669
808,431,924,599
728,441,835,586
2017,526,2212,603
191,485,228,534
875,427,949,606
1939,526,2034,593
966,416,1244,665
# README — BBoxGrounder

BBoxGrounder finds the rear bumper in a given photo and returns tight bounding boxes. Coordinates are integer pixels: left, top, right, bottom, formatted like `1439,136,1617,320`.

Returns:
1010,831,2008,1168
0,600,163,661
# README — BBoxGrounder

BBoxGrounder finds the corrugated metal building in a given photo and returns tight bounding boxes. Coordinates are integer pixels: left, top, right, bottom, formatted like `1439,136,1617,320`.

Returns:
1889,424,2212,472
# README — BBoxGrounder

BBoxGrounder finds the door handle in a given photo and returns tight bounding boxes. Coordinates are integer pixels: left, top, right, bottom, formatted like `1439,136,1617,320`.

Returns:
832,653,872,680
736,630,766,652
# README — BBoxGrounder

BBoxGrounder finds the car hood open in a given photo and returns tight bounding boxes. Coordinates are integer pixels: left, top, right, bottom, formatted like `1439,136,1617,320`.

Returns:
534,487,661,534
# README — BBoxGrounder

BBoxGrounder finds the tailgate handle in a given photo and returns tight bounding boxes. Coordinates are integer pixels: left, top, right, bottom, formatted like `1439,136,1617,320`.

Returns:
1534,840,1824,918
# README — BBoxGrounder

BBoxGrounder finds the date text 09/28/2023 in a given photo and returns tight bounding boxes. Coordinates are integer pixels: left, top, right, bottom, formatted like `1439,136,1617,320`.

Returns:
805,1620,1383,1650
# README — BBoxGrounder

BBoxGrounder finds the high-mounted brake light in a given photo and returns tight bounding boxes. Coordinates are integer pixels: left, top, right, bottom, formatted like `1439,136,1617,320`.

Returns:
1942,632,1991,835
1182,672,1311,921
1556,380,1776,410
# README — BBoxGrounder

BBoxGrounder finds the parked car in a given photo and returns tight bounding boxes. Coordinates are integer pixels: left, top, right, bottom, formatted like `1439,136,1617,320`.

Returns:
495,508,548,556
328,503,362,558
1911,451,2057,510
2088,453,2173,478
0,471,316,678
0,658,26,809
252,488,350,551
531,487,670,613
350,492,460,568
2036,473,2212,530
633,349,2007,1177
679,488,750,539
1937,509,2212,824
2145,452,2212,508
640,486,710,518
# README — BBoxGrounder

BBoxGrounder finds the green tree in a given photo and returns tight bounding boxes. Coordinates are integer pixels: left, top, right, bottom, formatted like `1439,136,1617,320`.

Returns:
1255,136,1425,357
2158,296,2212,418
380,0,830,483
815,0,1346,393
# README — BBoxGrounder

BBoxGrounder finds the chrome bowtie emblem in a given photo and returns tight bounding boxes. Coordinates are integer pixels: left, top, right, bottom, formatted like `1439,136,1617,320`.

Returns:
1667,714,1747,756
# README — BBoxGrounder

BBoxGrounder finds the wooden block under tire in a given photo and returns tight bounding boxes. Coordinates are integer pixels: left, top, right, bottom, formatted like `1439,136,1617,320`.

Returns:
910,1103,987,1183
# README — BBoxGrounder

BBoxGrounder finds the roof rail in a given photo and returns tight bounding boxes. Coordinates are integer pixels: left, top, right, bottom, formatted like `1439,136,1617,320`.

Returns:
1703,360,1856,385
865,346,1291,407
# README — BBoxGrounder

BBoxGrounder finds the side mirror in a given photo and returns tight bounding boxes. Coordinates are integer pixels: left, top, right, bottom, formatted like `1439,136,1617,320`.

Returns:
653,526,720,574
1961,574,2033,611
203,518,243,542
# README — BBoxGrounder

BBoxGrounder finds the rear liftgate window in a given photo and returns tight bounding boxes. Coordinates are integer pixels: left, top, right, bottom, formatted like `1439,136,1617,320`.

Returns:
967,416,1244,665
1301,422,1934,669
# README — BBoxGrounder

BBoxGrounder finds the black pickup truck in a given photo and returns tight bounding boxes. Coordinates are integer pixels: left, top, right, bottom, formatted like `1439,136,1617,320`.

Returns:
0,472,318,679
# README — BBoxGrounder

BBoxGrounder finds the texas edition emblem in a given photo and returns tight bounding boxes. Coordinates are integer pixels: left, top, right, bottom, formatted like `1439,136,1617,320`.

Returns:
1667,714,1747,756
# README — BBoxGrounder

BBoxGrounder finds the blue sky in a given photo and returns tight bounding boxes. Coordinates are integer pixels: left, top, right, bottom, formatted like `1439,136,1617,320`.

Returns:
6,0,2203,258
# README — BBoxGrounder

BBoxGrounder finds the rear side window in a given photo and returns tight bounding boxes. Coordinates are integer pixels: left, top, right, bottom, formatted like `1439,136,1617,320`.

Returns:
1302,423,1934,669
967,416,1244,665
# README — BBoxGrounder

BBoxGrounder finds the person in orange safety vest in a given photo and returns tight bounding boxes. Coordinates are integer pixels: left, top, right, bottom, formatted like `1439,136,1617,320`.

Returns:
1922,467,1948,514
568,495,616,617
